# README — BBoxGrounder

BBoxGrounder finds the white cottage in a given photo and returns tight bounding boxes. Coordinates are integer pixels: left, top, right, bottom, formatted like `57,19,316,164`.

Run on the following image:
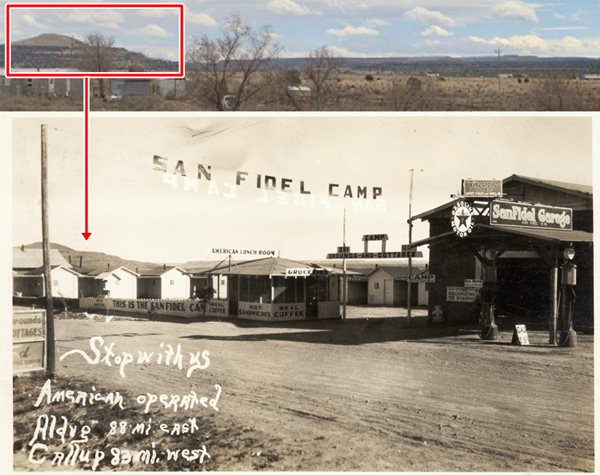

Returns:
13,265,80,298
137,266,191,299
92,266,139,299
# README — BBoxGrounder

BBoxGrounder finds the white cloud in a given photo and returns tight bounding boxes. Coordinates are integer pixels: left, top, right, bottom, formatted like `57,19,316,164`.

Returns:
267,0,320,16
16,13,45,28
491,1,539,23
63,10,125,29
404,7,456,27
327,25,380,37
421,25,452,37
365,18,390,27
326,45,370,57
139,24,171,38
418,39,441,47
469,34,600,56
137,9,176,18
187,12,217,27
537,26,588,32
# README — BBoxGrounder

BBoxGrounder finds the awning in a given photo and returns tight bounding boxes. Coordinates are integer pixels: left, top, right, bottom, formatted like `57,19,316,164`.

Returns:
411,224,593,247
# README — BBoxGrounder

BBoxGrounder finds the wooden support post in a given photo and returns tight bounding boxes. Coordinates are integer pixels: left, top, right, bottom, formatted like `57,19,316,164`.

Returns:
41,124,55,377
549,248,558,345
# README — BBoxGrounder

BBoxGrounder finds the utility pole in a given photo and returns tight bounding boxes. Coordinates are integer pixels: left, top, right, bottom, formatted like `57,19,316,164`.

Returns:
342,208,347,320
41,124,55,377
407,169,415,327
495,48,502,95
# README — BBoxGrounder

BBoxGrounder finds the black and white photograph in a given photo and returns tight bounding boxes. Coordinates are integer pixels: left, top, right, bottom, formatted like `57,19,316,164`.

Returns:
3,113,594,472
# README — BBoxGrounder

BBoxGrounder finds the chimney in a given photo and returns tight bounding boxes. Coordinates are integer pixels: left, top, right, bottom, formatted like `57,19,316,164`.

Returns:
68,255,72,264
136,267,139,274
163,263,166,271
21,244,24,251
79,256,83,268
107,263,110,271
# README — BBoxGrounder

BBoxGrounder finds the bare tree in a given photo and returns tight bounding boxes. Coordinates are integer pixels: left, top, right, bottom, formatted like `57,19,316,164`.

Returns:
303,46,341,110
79,32,115,99
187,13,280,111
530,74,582,111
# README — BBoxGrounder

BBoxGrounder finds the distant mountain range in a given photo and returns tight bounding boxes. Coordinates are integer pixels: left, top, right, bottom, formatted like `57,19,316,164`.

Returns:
2,33,178,72
4,33,600,77
266,55,600,76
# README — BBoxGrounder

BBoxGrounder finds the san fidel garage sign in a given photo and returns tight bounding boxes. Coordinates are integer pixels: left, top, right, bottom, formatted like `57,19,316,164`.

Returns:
490,201,573,230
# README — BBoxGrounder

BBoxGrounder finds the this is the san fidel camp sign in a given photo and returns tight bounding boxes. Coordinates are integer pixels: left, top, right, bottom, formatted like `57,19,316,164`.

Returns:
490,201,573,230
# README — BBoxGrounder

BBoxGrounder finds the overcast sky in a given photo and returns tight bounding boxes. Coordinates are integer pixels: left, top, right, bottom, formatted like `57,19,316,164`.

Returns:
4,0,600,59
11,115,592,264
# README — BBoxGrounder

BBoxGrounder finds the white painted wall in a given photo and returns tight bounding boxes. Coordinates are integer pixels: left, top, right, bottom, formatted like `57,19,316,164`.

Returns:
103,268,137,299
160,268,191,299
50,267,78,298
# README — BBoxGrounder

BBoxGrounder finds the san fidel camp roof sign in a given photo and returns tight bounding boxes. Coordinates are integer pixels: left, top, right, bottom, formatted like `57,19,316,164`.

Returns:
490,201,573,230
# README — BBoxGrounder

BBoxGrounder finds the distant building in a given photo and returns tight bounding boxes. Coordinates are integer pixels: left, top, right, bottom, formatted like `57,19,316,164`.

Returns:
110,79,154,98
366,266,428,307
137,266,191,299
79,266,139,299
156,78,186,98
0,69,83,99
14,265,80,298
583,74,600,81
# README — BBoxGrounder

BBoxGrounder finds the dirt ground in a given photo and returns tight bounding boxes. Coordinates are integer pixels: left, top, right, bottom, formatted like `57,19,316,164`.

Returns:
13,306,594,471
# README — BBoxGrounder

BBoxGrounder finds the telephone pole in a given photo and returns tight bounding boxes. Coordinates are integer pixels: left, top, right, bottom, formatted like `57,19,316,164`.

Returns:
495,48,502,95
407,169,415,326
41,124,55,377
342,208,347,320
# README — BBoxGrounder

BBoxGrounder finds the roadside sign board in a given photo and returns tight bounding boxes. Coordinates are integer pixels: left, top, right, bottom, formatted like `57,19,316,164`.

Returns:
326,251,422,259
13,309,46,373
446,286,478,302
285,268,315,277
408,274,436,283
490,201,573,230
462,179,503,198
512,324,530,345
464,279,484,288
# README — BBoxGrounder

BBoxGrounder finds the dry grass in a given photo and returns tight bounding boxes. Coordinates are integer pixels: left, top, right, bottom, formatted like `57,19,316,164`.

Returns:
3,73,600,111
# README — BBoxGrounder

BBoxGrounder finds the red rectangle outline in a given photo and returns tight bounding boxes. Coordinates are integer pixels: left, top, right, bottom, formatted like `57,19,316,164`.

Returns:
5,3,185,78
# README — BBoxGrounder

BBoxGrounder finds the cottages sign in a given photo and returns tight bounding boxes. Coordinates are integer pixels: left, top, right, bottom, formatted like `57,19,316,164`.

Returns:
13,309,46,373
490,201,572,230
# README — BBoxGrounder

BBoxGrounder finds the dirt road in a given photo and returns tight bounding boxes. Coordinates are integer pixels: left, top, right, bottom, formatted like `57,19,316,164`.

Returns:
13,308,594,471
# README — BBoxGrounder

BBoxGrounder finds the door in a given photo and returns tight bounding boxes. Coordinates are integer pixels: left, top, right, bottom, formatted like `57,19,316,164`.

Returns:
384,280,393,306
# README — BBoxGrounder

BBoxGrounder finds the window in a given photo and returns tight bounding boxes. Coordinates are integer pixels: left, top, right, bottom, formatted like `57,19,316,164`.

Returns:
170,279,175,285
52,280,58,286
26,79,33,87
374,282,380,290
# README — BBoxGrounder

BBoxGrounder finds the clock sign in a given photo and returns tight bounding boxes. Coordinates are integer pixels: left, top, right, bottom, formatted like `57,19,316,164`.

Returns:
451,200,475,238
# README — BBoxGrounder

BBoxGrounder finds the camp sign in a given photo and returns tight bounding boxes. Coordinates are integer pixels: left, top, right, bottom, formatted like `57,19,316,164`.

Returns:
13,309,46,373
490,201,572,230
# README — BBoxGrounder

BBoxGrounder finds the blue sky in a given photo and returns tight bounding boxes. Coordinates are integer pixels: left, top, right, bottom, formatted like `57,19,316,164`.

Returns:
4,0,600,59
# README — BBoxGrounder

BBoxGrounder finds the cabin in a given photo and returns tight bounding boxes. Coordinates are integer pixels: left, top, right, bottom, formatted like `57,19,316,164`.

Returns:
366,266,429,307
137,266,191,299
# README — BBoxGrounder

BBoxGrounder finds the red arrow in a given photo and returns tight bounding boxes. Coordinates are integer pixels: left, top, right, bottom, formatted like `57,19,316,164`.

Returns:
81,77,92,241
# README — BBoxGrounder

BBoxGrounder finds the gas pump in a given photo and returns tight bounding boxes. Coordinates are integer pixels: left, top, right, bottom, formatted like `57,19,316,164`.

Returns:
558,246,577,347
479,248,499,340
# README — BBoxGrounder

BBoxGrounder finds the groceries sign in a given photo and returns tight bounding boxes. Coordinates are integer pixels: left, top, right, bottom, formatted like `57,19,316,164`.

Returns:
490,201,572,230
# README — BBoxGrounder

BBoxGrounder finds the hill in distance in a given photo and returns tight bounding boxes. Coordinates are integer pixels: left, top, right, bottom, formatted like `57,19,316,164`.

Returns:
4,33,178,72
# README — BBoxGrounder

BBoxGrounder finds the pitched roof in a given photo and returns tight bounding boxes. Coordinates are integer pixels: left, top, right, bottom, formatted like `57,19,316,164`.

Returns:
80,265,139,278
138,265,187,277
13,248,72,269
203,256,323,276
504,174,592,197
14,265,80,277
367,265,428,280
413,175,592,222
